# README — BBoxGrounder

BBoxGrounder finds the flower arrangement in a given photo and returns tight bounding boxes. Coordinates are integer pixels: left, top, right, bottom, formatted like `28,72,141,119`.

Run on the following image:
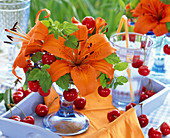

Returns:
5,9,128,97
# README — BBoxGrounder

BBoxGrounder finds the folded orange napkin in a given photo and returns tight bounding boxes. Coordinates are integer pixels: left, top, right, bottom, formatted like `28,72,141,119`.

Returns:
45,87,144,138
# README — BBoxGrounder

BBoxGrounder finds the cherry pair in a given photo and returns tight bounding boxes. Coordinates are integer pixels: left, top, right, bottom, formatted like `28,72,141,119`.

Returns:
125,103,149,128
148,122,170,137
13,87,32,104
10,115,34,124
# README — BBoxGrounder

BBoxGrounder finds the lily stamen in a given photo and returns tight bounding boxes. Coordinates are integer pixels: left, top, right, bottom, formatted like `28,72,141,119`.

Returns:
16,25,27,36
5,29,29,40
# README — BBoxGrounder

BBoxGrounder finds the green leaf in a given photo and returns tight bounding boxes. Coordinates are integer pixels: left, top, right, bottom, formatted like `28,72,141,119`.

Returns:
105,53,121,64
39,70,53,93
31,52,43,63
99,74,107,88
42,20,50,28
28,68,42,81
54,20,60,27
55,73,71,91
49,17,54,25
114,62,128,71
4,88,12,111
0,93,4,103
41,64,51,70
64,35,78,49
23,71,30,90
166,22,170,32
117,76,128,83
63,22,79,35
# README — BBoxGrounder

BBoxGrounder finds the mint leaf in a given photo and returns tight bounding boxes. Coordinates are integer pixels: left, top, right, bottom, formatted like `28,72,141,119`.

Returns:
64,35,78,49
28,68,42,81
105,53,121,64
39,70,53,93
42,20,50,28
114,62,128,71
0,93,4,103
99,74,107,88
63,22,79,35
41,64,51,71
55,73,70,91
117,76,128,83
31,52,43,63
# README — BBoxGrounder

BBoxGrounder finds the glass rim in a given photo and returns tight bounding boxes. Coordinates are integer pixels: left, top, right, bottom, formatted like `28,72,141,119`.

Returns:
110,32,153,51
0,0,30,5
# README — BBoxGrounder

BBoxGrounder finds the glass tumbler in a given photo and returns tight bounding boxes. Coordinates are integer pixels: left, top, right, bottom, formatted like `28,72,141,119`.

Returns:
0,0,30,41
110,32,153,110
0,0,30,86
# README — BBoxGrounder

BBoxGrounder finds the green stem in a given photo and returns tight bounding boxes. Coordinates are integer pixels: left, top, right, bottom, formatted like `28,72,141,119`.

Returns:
11,104,27,118
8,104,13,117
143,48,146,65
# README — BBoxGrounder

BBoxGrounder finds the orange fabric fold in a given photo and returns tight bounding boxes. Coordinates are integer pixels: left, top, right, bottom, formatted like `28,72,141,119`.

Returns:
46,87,144,138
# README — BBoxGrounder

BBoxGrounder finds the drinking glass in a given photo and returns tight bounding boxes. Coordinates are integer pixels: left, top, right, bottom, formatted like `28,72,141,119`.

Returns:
0,0,30,87
110,32,153,110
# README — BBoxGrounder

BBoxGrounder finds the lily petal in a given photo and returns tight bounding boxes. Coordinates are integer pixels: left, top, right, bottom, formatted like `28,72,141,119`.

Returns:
88,60,114,79
82,34,116,61
153,23,168,36
134,15,157,34
47,60,73,82
71,64,98,96
42,34,74,61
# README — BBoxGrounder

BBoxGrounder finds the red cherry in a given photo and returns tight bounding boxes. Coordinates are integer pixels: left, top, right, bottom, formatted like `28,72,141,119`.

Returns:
74,97,86,109
42,52,56,65
82,16,95,29
38,87,50,97
13,91,24,104
125,103,136,111
138,65,150,76
148,127,162,138
163,44,170,55
23,89,32,97
129,34,136,42
141,86,147,93
22,116,34,125
35,104,49,117
141,40,146,48
146,90,156,97
98,86,111,97
107,109,120,122
132,55,143,68
10,115,21,121
138,114,149,128
28,80,39,92
160,122,170,136
17,87,32,97
63,88,78,102
23,60,33,73
139,92,149,102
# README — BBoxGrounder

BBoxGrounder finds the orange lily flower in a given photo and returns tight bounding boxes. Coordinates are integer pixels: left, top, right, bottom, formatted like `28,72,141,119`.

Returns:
42,25,116,96
5,9,50,79
133,0,170,36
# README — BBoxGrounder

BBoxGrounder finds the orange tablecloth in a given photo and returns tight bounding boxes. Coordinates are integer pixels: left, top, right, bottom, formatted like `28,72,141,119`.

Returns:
45,87,144,138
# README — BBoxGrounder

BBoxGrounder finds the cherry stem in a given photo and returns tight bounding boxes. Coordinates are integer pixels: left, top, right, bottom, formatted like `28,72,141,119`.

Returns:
140,103,143,116
143,47,146,66
10,104,27,119
146,79,153,91
157,122,165,130
8,104,13,117
47,96,58,108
